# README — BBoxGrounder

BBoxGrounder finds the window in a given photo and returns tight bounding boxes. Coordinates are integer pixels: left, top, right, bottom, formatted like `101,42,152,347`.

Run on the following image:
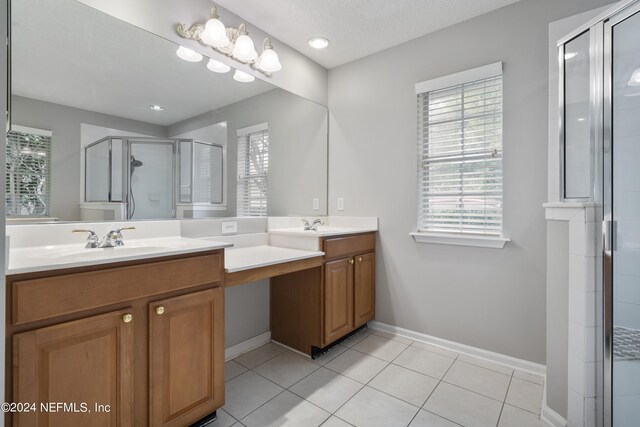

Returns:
237,123,269,216
414,63,508,247
6,126,52,216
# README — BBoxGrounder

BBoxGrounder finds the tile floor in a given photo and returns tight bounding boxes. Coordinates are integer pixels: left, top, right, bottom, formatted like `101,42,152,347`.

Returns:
212,328,545,427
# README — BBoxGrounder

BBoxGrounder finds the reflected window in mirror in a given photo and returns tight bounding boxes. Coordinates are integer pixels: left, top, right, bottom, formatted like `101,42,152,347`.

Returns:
6,127,52,217
237,124,269,217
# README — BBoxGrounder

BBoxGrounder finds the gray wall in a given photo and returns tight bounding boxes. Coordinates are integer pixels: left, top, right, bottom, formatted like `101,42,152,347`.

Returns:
546,220,570,418
327,0,614,364
1,0,7,411
76,0,328,106
168,88,328,217
11,96,167,221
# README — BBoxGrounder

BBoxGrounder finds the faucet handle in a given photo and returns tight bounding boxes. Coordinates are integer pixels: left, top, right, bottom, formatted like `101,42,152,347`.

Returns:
72,229,99,248
113,226,136,234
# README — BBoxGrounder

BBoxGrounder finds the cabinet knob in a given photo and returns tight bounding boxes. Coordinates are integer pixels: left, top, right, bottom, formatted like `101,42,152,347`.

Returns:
122,314,133,323
357,257,362,262
155,306,165,315
349,259,354,265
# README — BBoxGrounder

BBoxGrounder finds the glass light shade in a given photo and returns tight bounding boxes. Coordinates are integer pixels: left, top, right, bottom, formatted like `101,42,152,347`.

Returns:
207,58,231,73
201,18,229,48
176,46,203,62
628,68,640,86
258,48,282,72
233,70,255,83
232,34,258,61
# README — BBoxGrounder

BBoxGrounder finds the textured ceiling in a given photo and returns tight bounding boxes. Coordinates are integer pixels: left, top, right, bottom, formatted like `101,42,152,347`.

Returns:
216,0,523,69
12,0,274,126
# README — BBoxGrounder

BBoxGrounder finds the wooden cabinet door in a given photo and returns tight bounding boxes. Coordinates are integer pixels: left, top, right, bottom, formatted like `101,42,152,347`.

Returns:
324,258,354,344
13,310,134,427
354,252,376,327
149,288,224,427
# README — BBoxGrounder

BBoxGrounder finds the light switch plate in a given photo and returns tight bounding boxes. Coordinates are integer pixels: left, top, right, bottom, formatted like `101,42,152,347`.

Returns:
222,221,238,235
313,198,319,210
337,198,344,211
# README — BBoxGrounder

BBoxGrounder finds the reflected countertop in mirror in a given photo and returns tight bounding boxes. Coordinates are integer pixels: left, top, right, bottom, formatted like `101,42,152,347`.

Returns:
8,0,328,224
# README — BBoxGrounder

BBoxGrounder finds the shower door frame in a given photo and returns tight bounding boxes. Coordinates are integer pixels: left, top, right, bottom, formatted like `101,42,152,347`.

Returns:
125,138,179,220
603,3,640,426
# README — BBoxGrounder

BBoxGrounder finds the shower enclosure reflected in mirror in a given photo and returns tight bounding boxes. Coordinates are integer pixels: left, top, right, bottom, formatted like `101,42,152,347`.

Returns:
8,0,328,222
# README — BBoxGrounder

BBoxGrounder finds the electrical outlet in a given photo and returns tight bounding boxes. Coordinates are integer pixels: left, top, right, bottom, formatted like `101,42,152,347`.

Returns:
313,198,319,210
222,221,238,235
337,198,344,211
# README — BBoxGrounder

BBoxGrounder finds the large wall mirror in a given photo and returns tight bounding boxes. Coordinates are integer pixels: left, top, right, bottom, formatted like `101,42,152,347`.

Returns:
7,0,328,222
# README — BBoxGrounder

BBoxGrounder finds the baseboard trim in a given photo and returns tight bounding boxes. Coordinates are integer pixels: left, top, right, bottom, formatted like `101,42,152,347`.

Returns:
541,402,568,427
369,320,546,376
224,331,271,362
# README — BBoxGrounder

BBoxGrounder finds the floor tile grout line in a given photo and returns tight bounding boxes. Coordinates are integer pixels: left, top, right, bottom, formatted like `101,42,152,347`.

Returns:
236,388,287,424
422,408,465,427
234,345,287,370
328,382,366,417
495,375,514,427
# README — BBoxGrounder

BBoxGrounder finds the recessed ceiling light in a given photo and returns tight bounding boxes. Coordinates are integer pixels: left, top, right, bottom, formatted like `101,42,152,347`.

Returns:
207,58,231,73
308,37,330,49
564,52,578,60
149,105,165,111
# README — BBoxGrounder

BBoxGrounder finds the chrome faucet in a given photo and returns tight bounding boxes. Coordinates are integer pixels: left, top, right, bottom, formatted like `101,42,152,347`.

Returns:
99,227,136,248
301,218,324,231
72,229,100,248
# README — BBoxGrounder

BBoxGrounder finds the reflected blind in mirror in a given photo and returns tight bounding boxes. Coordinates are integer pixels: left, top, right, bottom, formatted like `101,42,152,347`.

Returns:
237,125,269,216
6,128,52,216
417,72,503,235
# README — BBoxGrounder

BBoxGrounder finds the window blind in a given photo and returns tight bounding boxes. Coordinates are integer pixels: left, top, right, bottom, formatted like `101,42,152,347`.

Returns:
237,128,269,216
6,129,52,216
417,73,503,235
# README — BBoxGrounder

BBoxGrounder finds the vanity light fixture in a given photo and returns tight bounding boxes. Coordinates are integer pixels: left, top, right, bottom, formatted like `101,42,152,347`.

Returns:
308,37,330,49
176,46,203,62
149,105,165,111
207,58,231,73
564,52,578,60
628,67,640,86
177,4,282,76
233,70,255,83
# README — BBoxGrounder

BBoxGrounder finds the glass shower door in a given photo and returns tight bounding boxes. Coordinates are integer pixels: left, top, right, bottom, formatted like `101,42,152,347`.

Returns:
607,5,640,426
128,140,175,219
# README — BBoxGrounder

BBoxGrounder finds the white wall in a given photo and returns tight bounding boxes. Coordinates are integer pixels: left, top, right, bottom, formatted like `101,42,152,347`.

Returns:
328,0,614,364
1,0,7,417
76,0,328,106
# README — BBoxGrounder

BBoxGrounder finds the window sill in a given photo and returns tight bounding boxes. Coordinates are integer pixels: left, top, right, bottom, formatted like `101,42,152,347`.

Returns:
410,232,510,248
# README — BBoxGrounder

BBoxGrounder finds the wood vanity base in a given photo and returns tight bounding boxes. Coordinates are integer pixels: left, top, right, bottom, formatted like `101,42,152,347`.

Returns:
270,232,376,356
5,250,225,427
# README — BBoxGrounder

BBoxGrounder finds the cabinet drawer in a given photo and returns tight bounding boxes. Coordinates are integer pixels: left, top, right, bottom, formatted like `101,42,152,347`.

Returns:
12,253,222,325
323,233,375,260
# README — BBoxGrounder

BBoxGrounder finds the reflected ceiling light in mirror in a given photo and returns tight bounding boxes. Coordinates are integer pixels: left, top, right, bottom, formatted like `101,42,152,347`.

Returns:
149,105,165,111
257,38,282,73
176,46,203,62
233,70,255,83
177,4,282,76
207,58,231,73
564,52,577,60
628,68,640,86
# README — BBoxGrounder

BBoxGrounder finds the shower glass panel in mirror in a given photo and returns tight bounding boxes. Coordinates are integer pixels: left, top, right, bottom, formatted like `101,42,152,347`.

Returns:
8,0,328,222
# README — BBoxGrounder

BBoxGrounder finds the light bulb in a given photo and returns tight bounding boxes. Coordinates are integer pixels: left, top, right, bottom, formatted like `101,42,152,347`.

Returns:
176,46,203,62
201,18,229,48
232,34,258,61
258,48,282,72
628,68,640,87
308,37,330,49
233,70,255,83
207,58,231,73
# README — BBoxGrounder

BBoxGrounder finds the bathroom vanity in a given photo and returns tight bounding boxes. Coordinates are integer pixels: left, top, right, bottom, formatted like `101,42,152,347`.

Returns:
4,233,230,427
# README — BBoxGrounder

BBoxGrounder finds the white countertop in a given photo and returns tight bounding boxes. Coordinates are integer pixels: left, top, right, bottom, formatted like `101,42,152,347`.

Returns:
268,226,377,237
224,245,324,273
6,237,232,275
